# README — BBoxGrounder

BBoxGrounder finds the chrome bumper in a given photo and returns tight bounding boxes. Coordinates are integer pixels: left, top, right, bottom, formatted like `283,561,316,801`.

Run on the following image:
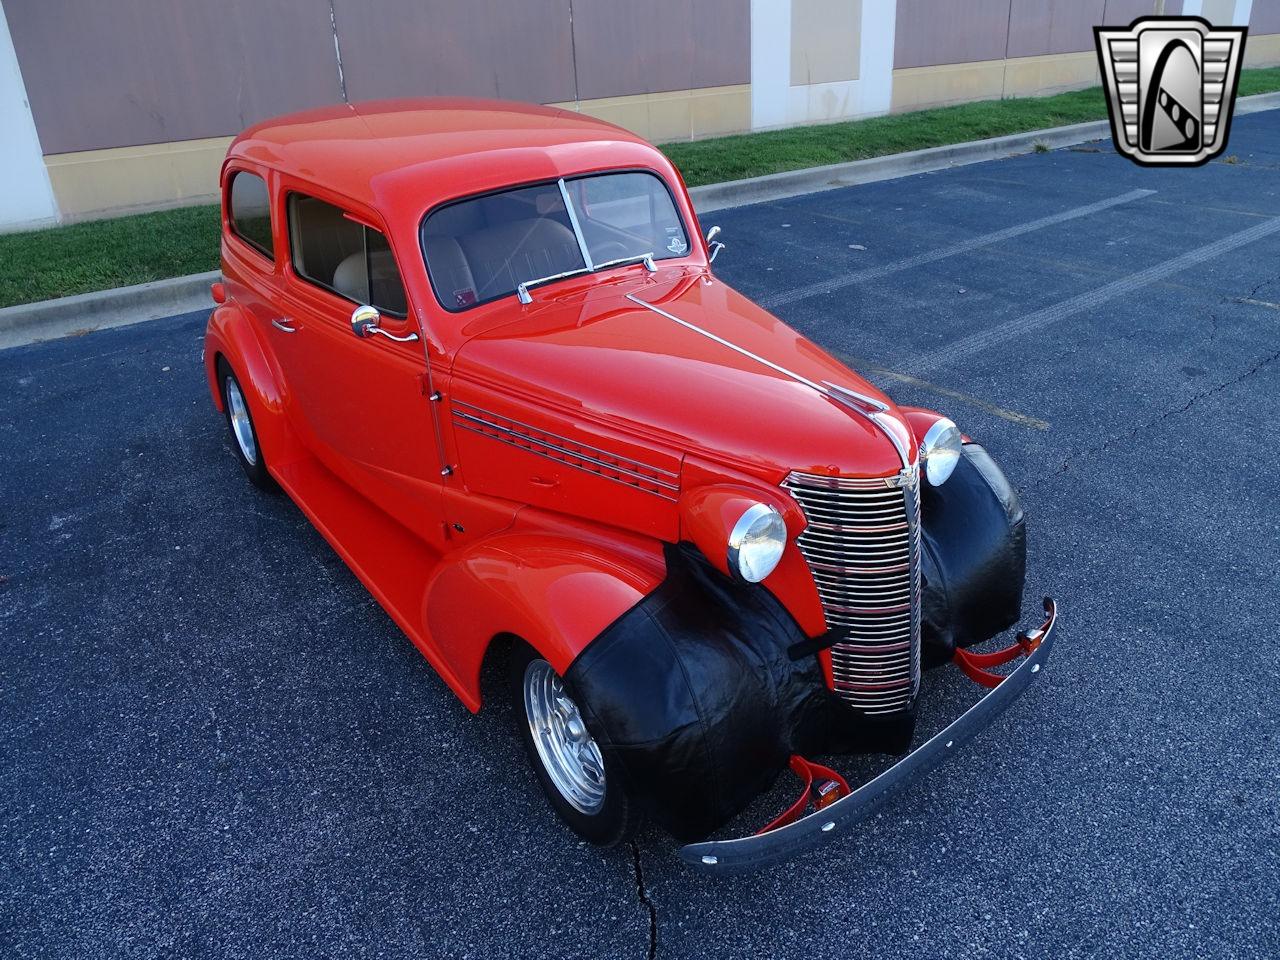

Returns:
678,597,1059,874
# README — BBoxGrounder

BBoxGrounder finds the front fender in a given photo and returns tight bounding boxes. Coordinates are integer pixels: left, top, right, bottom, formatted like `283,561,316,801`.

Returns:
204,303,301,469
423,524,666,711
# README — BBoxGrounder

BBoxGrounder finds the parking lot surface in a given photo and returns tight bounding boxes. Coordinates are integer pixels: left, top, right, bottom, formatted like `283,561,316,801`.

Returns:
4,112,1280,959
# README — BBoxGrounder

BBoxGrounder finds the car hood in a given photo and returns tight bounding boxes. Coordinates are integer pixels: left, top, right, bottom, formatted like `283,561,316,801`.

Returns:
450,271,915,482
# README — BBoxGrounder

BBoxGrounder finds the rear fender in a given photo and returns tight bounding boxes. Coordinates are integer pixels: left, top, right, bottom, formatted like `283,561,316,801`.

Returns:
423,526,666,711
204,303,301,467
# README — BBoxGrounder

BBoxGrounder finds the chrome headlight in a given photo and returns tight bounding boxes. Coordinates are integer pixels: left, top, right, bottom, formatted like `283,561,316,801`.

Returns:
920,418,962,486
727,503,787,583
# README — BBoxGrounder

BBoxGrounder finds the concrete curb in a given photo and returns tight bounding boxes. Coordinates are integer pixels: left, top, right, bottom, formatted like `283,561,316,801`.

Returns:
0,271,220,349
690,90,1280,212
689,120,1112,212
3,89,1279,350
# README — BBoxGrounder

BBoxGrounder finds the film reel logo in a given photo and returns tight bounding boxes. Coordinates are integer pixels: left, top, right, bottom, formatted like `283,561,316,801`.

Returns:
1095,17,1246,167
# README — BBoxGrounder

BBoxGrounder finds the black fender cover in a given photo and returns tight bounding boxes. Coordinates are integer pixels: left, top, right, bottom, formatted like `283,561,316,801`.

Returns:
919,443,1026,668
565,544,867,843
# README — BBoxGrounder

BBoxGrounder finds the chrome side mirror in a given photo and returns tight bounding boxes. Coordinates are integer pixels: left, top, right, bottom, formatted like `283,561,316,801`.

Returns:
705,225,725,263
351,304,420,343
351,304,380,338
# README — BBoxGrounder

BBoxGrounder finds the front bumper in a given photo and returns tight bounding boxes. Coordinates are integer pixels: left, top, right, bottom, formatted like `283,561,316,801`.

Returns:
678,597,1059,874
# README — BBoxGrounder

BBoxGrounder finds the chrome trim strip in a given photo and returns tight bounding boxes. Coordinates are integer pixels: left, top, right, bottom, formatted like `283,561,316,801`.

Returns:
558,178,596,270
679,601,1058,874
453,422,679,501
623,292,914,469
625,292,831,391
785,466,921,714
822,382,912,469
451,400,679,479
452,411,680,495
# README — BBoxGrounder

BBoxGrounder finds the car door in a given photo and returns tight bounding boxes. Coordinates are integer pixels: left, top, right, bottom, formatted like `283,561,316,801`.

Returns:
267,186,446,547
222,165,287,351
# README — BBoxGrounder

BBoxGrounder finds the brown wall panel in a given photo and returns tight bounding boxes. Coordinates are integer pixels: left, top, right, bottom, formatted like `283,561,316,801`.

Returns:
571,0,749,100
1100,1,1163,28
334,0,575,104
6,0,341,155
1007,1,1106,58
1252,3,1280,34
894,0,1013,68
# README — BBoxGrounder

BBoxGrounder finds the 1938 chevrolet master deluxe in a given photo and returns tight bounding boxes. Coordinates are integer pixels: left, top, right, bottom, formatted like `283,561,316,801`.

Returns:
205,98,1058,872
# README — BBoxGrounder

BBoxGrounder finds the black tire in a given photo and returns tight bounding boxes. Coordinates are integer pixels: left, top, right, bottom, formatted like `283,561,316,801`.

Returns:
509,641,640,846
216,358,274,491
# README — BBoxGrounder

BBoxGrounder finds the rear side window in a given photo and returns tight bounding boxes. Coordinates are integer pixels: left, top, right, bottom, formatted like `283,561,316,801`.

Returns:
228,172,274,259
287,194,408,317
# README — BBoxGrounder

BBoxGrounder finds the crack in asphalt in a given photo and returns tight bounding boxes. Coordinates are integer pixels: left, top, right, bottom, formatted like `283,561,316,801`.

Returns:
629,841,658,959
1245,274,1279,301
1031,346,1280,490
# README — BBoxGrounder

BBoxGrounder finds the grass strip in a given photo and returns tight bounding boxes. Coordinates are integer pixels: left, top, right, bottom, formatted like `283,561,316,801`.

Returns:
4,68,1279,308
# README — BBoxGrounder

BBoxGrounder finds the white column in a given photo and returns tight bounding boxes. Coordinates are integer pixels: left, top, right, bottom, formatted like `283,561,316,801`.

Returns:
859,0,897,116
1181,1,1254,27
750,0,793,130
751,0,899,131
0,0,58,230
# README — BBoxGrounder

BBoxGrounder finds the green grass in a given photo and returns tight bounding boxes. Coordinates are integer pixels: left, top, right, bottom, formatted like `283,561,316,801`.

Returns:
4,67,1280,309
0,203,220,308
1239,65,1280,96
665,67,1280,186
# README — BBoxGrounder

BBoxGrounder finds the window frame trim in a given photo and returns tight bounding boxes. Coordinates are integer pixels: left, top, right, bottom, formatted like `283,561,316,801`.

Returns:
418,167,693,315
225,169,276,264
284,190,409,320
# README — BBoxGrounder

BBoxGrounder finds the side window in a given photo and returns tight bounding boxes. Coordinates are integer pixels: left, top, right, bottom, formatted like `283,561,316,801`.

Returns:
228,172,274,260
287,193,408,317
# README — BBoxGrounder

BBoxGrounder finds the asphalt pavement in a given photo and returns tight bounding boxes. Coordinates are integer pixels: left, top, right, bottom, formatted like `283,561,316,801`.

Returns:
4,112,1280,959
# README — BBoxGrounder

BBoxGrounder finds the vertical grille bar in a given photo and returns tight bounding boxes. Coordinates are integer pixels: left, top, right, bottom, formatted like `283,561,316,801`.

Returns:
783,468,922,714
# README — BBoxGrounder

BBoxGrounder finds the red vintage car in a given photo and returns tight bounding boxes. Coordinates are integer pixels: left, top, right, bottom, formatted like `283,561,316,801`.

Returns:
204,98,1057,872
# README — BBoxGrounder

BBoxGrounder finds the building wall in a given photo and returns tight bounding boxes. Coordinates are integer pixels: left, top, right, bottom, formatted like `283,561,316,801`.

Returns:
750,0,894,131
1244,0,1280,68
1,0,1277,228
0,1,56,229
890,0,1162,111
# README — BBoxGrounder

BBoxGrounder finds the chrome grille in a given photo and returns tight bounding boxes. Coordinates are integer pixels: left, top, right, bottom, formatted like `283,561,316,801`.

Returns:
783,468,922,714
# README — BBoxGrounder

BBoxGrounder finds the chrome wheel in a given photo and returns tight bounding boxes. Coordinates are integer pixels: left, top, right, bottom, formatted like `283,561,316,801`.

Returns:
225,378,258,466
523,659,606,815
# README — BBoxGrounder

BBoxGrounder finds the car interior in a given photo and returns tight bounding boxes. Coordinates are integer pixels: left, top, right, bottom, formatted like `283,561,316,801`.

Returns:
422,174,687,311
288,194,408,317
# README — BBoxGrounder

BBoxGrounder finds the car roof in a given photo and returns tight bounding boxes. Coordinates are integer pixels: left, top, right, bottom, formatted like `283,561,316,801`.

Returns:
226,98,667,212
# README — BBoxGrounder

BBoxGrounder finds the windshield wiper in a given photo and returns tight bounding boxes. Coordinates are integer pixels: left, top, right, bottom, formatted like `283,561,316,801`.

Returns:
592,252,658,274
515,253,657,304
516,265,592,304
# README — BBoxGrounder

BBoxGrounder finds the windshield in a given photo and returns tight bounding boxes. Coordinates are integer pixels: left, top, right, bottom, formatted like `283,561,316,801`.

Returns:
421,171,690,312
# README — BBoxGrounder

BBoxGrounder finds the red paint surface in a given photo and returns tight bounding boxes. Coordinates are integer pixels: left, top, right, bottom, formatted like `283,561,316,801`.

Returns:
207,99,950,710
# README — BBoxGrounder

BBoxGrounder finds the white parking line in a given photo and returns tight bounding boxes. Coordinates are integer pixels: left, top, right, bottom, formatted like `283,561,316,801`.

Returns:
905,216,1280,376
759,188,1157,310
832,351,1051,431
1238,297,1280,311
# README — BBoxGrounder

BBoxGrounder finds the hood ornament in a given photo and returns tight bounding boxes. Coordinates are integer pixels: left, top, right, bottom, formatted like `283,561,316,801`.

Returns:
822,381,914,471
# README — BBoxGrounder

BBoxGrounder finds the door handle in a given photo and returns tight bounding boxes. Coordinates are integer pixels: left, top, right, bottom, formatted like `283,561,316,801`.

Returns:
271,317,298,333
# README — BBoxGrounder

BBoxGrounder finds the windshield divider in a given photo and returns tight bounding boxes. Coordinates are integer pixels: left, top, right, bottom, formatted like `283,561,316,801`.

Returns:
558,178,596,271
